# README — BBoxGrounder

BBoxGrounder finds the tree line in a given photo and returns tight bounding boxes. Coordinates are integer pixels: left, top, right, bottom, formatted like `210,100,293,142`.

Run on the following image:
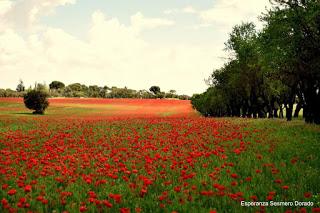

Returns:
0,80,190,100
191,0,320,124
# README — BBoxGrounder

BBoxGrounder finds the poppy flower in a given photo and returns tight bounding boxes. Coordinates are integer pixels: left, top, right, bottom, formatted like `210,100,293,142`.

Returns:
24,185,32,193
2,184,9,190
120,208,130,213
231,173,238,178
103,200,112,208
282,185,289,190
312,208,320,212
304,192,312,198
274,179,282,184
8,189,17,196
79,205,87,212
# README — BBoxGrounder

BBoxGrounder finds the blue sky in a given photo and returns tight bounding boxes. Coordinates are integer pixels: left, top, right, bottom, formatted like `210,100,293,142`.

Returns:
0,0,270,95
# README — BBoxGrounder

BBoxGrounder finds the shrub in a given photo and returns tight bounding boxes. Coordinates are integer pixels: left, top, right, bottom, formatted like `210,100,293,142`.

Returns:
24,90,49,114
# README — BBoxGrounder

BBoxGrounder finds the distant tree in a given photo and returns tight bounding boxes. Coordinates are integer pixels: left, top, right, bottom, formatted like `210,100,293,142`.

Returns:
16,79,25,92
165,90,178,98
137,90,153,99
49,81,65,90
64,83,87,97
149,86,161,95
156,92,165,99
169,90,176,94
34,82,48,92
178,95,190,100
88,85,101,98
24,90,49,114
107,87,138,98
0,89,22,97
67,83,83,92
0,89,5,97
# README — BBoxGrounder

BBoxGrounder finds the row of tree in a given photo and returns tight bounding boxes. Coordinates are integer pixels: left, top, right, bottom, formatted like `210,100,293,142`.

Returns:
191,0,320,124
0,80,190,100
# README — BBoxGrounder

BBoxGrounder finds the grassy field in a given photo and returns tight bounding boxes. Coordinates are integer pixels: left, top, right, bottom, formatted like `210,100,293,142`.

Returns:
0,98,319,213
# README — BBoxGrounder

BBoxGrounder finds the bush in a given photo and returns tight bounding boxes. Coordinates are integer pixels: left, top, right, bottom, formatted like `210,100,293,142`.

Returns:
24,90,49,114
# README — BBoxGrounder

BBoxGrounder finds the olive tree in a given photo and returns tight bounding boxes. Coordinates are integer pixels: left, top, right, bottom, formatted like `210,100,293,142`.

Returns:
24,90,49,114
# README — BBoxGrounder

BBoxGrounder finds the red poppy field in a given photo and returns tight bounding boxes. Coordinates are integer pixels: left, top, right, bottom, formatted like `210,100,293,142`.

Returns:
0,98,319,213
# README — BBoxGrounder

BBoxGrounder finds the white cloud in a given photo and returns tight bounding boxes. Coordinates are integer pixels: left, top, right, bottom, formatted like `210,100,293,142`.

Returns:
182,6,197,14
164,1,269,32
131,12,175,33
163,6,198,15
199,0,270,28
0,9,220,95
0,0,76,31
0,0,12,15
163,9,179,15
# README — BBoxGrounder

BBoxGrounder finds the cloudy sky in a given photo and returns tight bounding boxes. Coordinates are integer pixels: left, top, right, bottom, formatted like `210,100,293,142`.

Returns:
0,0,271,95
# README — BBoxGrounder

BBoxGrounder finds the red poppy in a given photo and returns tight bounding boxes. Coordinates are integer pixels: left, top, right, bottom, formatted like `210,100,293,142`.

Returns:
2,184,9,190
103,200,112,208
230,173,238,179
120,208,130,213
282,185,289,190
8,189,17,196
304,192,312,198
24,185,32,193
79,205,87,212
312,208,320,212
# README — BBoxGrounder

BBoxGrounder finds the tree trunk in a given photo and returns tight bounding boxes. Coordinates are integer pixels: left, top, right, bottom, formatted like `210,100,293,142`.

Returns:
273,108,278,118
279,105,284,119
268,106,273,118
286,103,293,121
294,102,303,118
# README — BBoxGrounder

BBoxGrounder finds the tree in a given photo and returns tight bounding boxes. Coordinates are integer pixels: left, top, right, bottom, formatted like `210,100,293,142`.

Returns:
67,83,83,92
87,85,101,97
64,83,87,97
261,0,320,123
24,90,49,114
16,79,25,92
34,83,48,92
49,81,65,90
192,22,287,119
149,86,161,95
169,90,176,94
192,0,320,124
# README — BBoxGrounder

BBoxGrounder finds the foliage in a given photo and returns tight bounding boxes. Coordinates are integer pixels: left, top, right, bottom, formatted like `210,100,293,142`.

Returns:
2,81,189,100
23,89,49,114
149,86,161,95
16,79,25,92
192,0,320,124
49,81,65,90
0,89,24,97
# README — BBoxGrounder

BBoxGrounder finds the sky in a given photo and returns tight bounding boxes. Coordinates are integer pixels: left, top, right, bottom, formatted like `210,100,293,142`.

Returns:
0,0,271,95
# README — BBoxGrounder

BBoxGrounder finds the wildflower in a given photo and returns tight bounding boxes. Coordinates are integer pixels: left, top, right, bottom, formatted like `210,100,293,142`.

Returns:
8,189,17,196
304,192,312,198
79,205,87,212
230,173,238,179
2,184,9,190
282,185,289,190
24,185,32,193
103,200,112,208
120,208,130,213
